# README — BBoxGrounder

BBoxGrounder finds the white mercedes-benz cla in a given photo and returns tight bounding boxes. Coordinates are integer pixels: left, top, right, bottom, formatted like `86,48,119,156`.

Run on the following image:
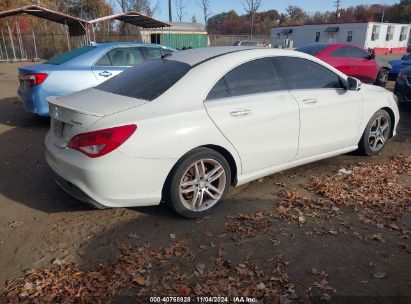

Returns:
45,47,400,218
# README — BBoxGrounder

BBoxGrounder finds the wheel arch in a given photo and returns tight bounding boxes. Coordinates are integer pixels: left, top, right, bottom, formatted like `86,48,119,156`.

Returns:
381,106,396,138
200,144,238,186
161,144,239,203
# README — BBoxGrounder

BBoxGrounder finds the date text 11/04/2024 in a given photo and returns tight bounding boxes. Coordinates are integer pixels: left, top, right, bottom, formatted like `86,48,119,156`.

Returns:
149,296,257,303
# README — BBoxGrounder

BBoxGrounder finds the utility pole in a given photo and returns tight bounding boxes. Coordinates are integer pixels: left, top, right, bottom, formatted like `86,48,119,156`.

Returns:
168,0,173,22
334,0,341,21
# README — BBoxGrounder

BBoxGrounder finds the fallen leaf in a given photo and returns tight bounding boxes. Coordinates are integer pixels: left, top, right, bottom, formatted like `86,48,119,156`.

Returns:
127,232,140,240
373,272,387,279
196,263,205,275
328,229,338,235
176,284,190,296
133,275,146,286
256,282,265,290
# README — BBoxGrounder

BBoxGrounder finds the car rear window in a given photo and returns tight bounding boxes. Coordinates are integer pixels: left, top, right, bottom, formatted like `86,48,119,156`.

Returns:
46,46,95,65
96,59,191,101
296,44,329,56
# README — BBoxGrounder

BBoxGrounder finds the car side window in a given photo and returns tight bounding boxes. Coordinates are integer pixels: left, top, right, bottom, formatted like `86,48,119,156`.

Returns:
331,46,349,58
206,78,230,100
277,57,343,90
225,58,285,97
96,47,145,67
95,54,112,66
346,46,369,59
144,47,173,60
206,58,288,100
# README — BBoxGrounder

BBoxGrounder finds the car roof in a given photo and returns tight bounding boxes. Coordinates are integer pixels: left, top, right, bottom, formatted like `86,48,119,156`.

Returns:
166,46,267,66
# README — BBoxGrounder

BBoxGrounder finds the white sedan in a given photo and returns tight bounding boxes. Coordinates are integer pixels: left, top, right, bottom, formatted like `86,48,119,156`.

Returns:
45,47,400,218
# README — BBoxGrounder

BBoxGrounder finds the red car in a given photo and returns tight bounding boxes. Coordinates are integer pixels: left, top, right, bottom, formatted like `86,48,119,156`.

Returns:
296,44,390,87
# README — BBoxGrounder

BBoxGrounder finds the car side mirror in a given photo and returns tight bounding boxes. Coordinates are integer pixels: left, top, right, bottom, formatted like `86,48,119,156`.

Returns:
368,53,375,60
347,76,361,91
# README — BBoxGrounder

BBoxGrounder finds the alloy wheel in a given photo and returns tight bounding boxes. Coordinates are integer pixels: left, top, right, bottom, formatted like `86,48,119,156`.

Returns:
379,71,388,86
368,115,390,152
179,159,226,212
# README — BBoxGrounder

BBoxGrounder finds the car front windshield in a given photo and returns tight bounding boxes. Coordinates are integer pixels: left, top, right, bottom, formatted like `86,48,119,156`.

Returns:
46,46,95,65
96,59,191,101
296,44,329,56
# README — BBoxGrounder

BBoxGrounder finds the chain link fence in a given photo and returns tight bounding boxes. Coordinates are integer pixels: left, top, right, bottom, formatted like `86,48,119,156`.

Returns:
0,33,278,61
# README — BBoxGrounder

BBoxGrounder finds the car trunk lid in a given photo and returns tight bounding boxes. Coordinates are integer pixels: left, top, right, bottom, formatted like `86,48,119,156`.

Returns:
48,88,149,148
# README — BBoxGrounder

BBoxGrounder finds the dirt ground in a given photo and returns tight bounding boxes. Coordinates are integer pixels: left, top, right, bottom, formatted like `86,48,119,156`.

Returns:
0,61,410,303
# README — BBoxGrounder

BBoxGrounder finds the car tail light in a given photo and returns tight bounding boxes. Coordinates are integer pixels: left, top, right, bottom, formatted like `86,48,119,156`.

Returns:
23,73,48,87
68,125,137,158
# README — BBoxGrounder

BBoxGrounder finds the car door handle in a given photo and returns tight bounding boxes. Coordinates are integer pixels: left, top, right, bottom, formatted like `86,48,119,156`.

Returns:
302,98,318,105
230,109,252,117
99,71,112,77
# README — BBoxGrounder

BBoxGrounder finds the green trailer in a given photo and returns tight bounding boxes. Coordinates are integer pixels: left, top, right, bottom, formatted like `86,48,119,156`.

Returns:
148,22,209,49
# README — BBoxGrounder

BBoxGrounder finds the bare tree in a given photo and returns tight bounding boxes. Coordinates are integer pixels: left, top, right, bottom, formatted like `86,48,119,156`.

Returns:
113,0,127,12
196,0,212,29
242,0,262,37
133,0,161,16
112,0,160,16
175,0,189,22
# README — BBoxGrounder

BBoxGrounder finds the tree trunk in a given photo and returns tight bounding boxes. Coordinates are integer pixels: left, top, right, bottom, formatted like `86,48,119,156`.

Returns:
251,13,254,38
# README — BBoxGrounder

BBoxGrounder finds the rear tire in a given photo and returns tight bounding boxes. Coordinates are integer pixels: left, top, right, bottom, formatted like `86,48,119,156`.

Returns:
358,109,391,156
375,69,389,87
166,148,231,219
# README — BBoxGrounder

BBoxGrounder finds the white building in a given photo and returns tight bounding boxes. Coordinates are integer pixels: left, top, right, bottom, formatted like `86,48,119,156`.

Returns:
271,22,410,54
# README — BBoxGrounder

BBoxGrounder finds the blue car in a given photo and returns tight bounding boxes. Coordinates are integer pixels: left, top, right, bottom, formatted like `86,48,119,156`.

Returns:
388,53,411,80
18,42,175,116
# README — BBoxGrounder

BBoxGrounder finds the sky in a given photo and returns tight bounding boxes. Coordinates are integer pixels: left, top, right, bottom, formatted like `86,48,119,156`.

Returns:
153,0,400,23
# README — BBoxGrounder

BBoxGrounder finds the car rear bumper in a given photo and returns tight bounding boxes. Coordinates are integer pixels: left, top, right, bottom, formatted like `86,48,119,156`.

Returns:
45,132,177,208
17,86,51,116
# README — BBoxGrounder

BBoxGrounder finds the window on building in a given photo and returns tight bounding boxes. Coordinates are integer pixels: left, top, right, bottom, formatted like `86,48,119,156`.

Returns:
386,26,395,41
371,25,381,41
315,32,321,43
347,31,353,42
400,26,409,41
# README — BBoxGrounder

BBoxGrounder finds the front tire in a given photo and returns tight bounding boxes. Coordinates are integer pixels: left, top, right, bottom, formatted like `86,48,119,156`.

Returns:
375,69,389,87
358,109,391,156
166,148,231,218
